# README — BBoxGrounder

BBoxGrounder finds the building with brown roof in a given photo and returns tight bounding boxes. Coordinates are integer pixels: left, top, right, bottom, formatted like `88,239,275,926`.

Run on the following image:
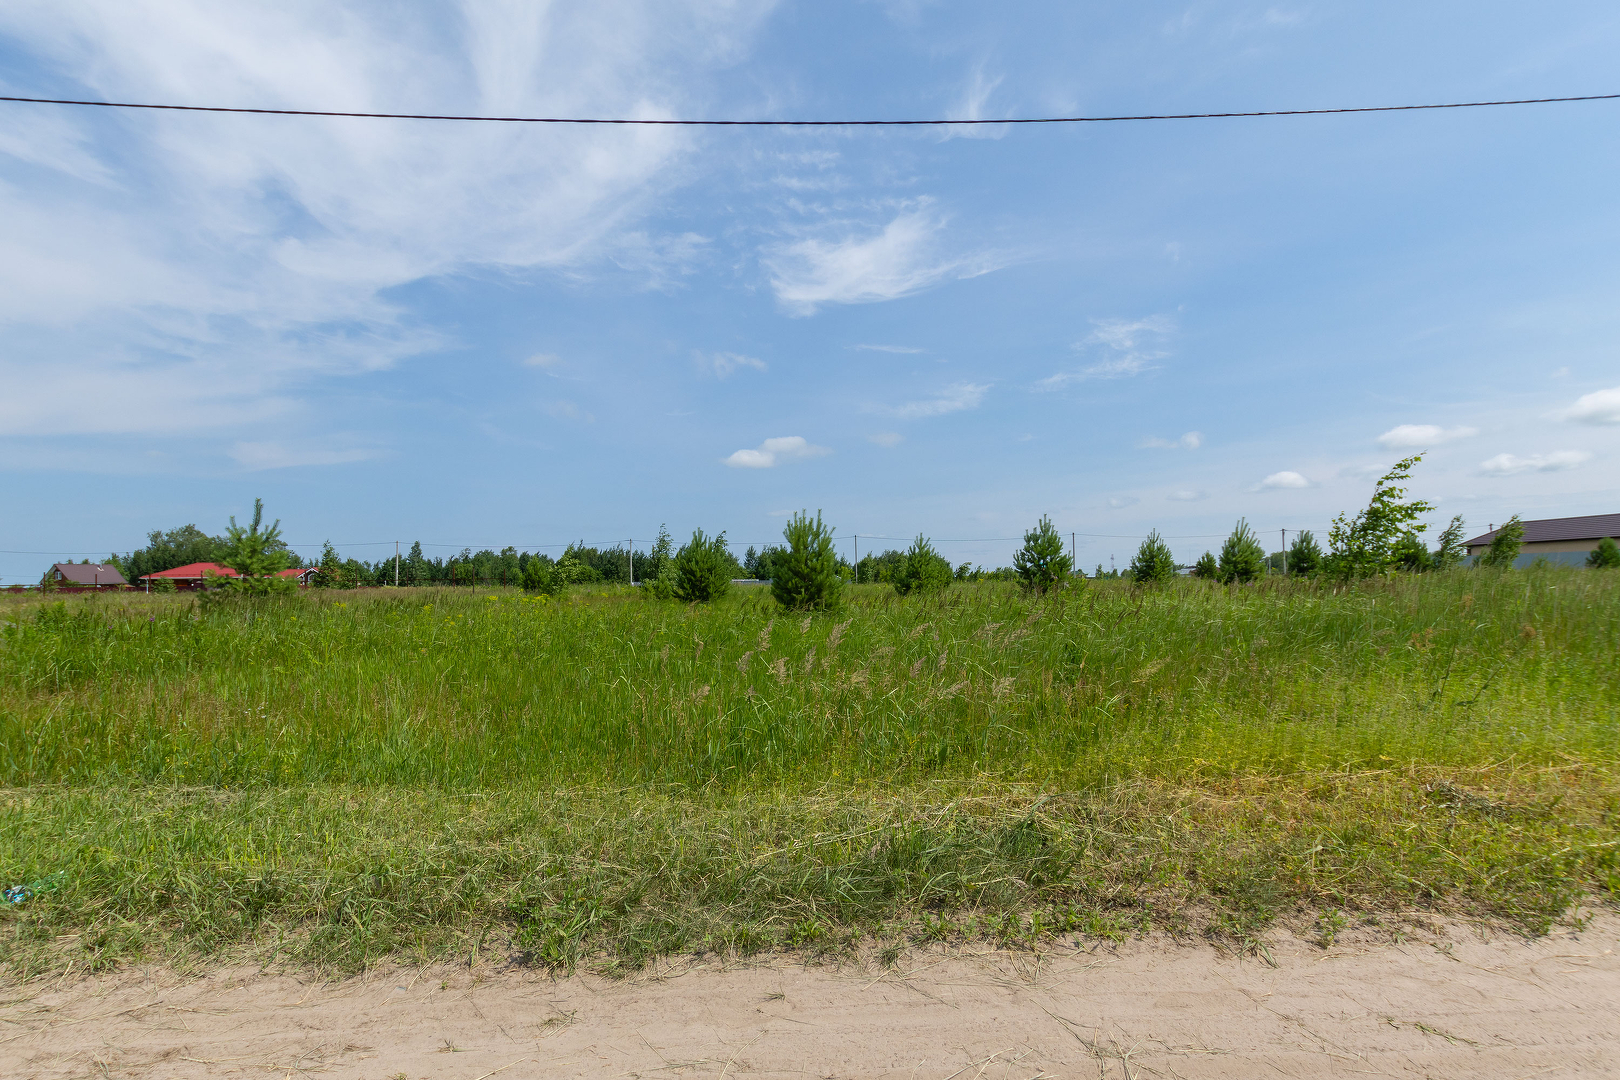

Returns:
1464,513,1620,568
44,563,127,588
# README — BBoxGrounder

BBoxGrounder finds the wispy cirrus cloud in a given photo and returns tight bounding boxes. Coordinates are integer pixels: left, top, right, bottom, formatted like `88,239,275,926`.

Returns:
1479,450,1592,476
1141,431,1203,449
1038,315,1174,390
852,344,925,354
765,206,1001,315
1377,424,1478,448
878,382,990,420
699,351,767,378
723,436,832,469
229,440,382,471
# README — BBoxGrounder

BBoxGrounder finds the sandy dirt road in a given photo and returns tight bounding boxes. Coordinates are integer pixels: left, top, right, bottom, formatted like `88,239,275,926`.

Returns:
4,916,1617,1079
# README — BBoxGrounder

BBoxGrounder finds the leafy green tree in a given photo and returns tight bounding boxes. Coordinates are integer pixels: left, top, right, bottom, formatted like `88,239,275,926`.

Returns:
1430,515,1467,570
1326,454,1435,579
1286,530,1323,577
1190,551,1219,580
313,540,344,588
1128,530,1177,585
1478,515,1525,569
217,498,294,596
893,535,953,596
1587,536,1620,569
1218,518,1267,584
672,529,732,603
771,511,843,611
1392,530,1432,573
1013,515,1073,594
114,524,223,581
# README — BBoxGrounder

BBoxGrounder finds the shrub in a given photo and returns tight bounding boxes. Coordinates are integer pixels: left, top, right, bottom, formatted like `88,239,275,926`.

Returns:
1129,530,1177,585
892,536,952,596
150,576,177,594
1218,518,1266,584
1286,530,1323,577
1392,530,1432,573
1588,537,1620,569
1478,515,1524,569
1190,551,1219,580
771,511,843,611
1013,515,1073,594
672,529,732,603
521,558,563,596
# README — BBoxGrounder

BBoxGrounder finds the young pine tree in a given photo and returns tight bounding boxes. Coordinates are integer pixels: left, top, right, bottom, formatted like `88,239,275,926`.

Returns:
893,535,952,596
672,529,732,603
1478,515,1525,569
1128,530,1177,585
217,499,294,596
1217,518,1267,584
1286,530,1323,577
771,511,843,611
1013,515,1073,594
1587,536,1620,569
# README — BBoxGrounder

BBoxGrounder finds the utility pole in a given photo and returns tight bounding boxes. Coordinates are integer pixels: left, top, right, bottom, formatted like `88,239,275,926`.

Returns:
628,539,634,585
1071,532,1076,570
394,541,400,587
1281,528,1286,576
853,535,858,582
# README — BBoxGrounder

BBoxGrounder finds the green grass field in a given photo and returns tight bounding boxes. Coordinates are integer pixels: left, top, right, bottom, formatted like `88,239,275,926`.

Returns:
2,570,1617,973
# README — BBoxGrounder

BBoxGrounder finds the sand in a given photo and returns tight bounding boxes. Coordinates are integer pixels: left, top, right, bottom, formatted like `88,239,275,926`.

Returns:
4,915,1617,1079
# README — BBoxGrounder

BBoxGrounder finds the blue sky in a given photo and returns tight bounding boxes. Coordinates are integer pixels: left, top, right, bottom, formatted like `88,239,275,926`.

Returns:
2,1,1618,580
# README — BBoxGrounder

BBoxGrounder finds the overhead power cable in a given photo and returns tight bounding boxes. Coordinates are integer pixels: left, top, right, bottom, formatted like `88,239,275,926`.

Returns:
1,92,1616,127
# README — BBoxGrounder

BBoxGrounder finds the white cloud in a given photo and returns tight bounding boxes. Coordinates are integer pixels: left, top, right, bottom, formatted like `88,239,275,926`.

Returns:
1376,424,1479,448
1038,315,1174,389
765,208,1000,315
1479,450,1592,476
881,382,989,420
852,344,925,354
868,432,903,447
1107,495,1139,509
229,440,381,471
1566,386,1620,425
0,2,775,436
702,352,768,378
1142,431,1203,450
1167,489,1207,502
1258,470,1310,489
940,65,1007,141
723,435,831,469
524,353,564,370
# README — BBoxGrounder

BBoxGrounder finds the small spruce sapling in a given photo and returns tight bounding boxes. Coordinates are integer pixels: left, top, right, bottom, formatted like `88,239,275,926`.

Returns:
521,557,563,596
1286,530,1323,577
672,529,732,603
1013,515,1073,594
1587,536,1620,569
1478,515,1525,569
770,510,843,611
892,535,952,596
1191,551,1219,580
1128,530,1177,585
1217,518,1267,584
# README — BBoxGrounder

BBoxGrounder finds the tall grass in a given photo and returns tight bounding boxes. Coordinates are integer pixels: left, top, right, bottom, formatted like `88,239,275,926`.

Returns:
2,570,1615,788
1,569,1617,973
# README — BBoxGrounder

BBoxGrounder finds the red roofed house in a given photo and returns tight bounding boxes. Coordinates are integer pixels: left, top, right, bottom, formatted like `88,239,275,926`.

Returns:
138,562,238,589
137,563,318,589
1464,513,1620,568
